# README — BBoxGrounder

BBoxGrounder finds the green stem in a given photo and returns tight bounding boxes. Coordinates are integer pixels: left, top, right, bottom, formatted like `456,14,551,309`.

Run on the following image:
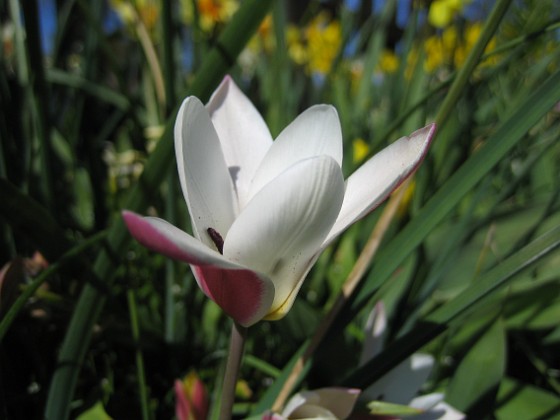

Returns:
219,323,247,420
127,290,151,420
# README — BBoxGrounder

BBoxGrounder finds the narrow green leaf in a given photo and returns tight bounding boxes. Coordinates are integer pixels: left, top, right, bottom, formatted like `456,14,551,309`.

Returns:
367,400,423,416
46,69,130,110
75,401,112,420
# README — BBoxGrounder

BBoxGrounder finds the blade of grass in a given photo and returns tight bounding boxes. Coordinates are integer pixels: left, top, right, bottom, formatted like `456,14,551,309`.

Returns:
127,289,151,420
45,69,130,110
44,2,274,419
21,0,55,210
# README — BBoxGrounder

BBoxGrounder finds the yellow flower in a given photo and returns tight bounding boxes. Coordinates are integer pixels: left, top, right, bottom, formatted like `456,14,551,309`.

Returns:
287,25,307,65
423,35,444,72
428,0,463,28
352,138,370,164
422,22,496,72
304,12,342,75
378,49,400,74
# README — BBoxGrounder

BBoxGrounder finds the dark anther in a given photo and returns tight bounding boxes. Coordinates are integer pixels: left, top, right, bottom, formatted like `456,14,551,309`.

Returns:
207,227,224,254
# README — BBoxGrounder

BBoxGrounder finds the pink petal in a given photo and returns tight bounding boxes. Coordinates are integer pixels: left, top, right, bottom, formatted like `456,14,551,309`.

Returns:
174,380,190,420
123,211,275,326
123,211,231,267
193,265,275,327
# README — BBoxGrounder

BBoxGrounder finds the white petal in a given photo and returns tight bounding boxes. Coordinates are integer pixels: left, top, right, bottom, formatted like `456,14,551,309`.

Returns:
288,404,338,419
248,105,343,200
174,97,237,245
223,156,345,318
282,393,309,417
323,123,436,246
207,76,273,208
363,353,435,405
285,388,360,419
359,301,387,365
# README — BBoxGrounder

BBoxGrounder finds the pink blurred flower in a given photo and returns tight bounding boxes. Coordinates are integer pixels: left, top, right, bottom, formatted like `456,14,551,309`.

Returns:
175,371,209,420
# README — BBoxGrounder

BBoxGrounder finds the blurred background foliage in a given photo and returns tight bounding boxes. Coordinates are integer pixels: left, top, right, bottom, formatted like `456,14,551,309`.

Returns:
0,0,560,419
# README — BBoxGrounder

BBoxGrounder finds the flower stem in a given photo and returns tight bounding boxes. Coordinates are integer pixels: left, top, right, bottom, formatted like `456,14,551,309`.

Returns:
219,322,247,420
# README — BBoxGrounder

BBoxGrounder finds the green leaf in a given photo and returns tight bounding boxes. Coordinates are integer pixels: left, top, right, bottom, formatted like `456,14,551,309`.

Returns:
446,318,506,415
367,400,423,416
496,377,560,420
76,402,112,420
504,281,560,330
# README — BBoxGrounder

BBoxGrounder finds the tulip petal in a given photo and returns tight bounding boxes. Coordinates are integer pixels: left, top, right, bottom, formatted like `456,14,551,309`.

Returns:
224,156,345,318
192,265,275,327
360,301,387,365
363,353,435,405
323,123,436,246
249,105,343,199
123,211,235,267
284,388,361,419
175,97,237,246
207,76,273,208
123,211,275,326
